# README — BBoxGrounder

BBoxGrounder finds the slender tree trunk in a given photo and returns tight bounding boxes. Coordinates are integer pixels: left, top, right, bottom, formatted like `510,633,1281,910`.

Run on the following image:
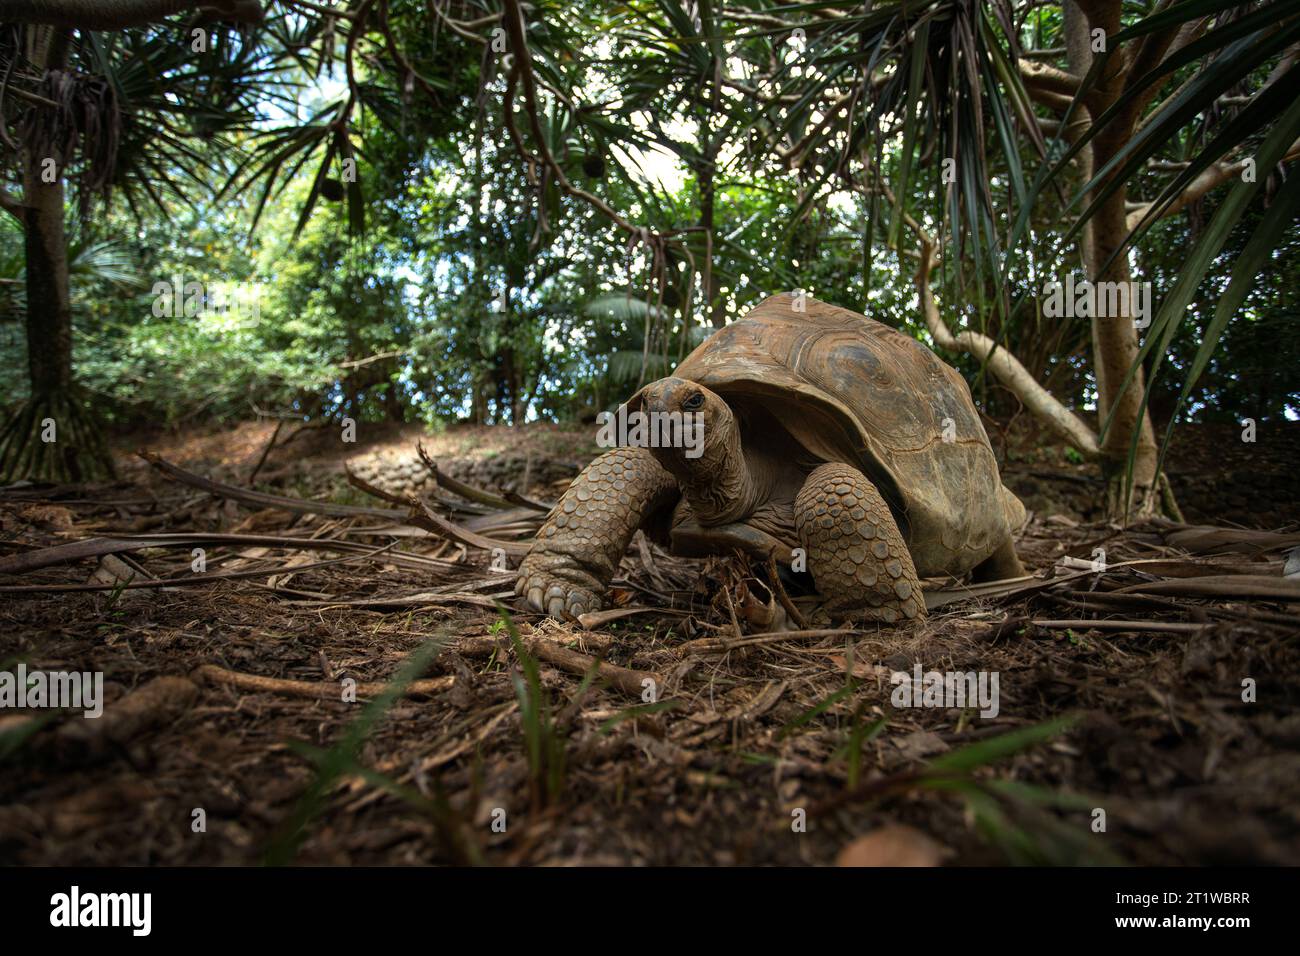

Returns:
0,141,112,481
384,379,403,422
22,153,73,396
493,367,508,425
471,370,487,425
699,38,725,330
699,157,725,329
505,346,524,426
1084,160,1161,515
1066,1,1160,517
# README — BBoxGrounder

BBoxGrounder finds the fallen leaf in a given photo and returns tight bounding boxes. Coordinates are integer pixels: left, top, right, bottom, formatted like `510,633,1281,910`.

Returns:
836,824,952,867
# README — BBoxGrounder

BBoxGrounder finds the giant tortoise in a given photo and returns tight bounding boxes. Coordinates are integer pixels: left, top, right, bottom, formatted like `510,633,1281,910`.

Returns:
516,293,1026,623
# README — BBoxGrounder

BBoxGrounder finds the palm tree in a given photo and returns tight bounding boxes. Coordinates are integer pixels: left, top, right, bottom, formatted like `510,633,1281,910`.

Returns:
0,1,267,480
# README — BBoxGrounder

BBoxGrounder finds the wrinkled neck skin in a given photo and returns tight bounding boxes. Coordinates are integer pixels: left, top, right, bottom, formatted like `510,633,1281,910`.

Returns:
653,405,760,525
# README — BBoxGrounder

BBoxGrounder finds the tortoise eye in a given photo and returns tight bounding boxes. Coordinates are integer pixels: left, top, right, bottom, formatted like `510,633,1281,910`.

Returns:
682,392,704,411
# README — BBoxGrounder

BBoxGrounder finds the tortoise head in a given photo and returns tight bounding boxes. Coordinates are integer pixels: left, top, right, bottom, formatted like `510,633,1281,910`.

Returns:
631,377,752,521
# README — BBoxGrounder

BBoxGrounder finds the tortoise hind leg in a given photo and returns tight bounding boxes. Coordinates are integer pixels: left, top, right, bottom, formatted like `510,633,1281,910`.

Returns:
971,535,1026,583
794,463,925,624
516,446,678,620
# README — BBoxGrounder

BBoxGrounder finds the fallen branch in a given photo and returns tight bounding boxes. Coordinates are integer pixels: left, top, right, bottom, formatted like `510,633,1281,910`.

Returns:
457,634,662,698
416,442,518,511
194,664,454,700
14,677,203,762
0,532,450,575
0,542,398,593
1154,521,1300,556
1116,575,1300,602
1030,618,1210,634
923,574,1038,610
141,451,403,519
284,590,511,610
344,464,412,507
528,640,659,698
576,605,689,628
405,495,530,557
681,627,859,655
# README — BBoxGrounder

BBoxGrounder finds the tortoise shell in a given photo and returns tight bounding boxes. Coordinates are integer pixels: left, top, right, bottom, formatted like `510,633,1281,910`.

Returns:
671,293,1023,577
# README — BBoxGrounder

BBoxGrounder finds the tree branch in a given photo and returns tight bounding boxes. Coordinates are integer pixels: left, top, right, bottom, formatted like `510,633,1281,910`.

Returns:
1022,83,1075,114
284,0,356,20
2,0,263,29
856,174,1100,456
1126,140,1300,230
1129,11,1209,117
1019,60,1082,98
858,152,1104,456
425,0,492,44
915,239,1101,457
500,0,698,245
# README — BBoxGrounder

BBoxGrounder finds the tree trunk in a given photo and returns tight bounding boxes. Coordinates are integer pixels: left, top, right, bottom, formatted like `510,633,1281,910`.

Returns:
699,157,725,329
0,28,113,482
385,381,403,422
1066,0,1160,517
505,346,524,426
0,153,113,481
471,370,487,425
23,155,73,396
1083,164,1161,516
699,40,726,330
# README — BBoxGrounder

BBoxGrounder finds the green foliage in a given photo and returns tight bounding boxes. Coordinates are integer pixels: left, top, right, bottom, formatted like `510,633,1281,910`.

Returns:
500,610,569,810
3,0,1298,439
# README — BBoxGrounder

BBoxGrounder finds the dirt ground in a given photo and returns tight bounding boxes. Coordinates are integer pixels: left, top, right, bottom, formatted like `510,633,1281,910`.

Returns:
1,419,1298,866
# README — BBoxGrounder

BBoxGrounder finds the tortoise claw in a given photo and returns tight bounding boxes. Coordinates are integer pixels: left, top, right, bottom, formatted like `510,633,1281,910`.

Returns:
515,555,603,622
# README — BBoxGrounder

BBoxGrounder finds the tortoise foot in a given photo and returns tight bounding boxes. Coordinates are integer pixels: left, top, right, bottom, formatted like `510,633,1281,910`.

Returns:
516,446,678,622
515,553,604,621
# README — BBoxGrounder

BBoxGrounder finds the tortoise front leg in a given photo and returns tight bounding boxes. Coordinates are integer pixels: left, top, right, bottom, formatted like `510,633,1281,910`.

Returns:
516,446,678,620
794,463,926,624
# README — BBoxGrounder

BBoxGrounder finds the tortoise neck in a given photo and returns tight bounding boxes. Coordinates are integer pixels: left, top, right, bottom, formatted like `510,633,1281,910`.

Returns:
672,412,759,524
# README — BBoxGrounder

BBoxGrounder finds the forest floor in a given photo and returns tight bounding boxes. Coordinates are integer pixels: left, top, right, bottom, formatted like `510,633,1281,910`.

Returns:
1,418,1298,866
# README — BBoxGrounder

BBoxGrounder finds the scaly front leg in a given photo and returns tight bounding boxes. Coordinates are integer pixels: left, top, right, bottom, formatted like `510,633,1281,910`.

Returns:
517,446,679,619
794,462,926,624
